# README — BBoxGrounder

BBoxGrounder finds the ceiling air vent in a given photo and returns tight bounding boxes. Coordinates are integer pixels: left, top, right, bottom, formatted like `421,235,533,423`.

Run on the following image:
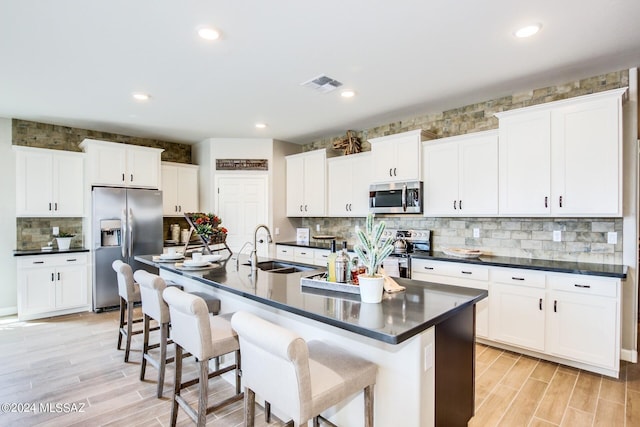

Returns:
300,74,343,93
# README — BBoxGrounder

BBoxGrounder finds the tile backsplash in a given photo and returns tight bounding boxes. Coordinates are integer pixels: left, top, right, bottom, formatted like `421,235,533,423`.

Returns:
16,217,84,250
301,216,623,264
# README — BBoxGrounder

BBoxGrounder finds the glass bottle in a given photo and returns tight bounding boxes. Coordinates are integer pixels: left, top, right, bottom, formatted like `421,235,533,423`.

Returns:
327,240,337,282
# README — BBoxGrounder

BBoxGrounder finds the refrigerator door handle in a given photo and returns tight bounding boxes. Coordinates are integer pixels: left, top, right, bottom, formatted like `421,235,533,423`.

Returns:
121,208,127,258
128,208,133,258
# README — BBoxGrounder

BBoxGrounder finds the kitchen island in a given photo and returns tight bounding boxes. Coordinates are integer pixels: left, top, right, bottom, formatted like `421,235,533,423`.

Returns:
136,254,487,427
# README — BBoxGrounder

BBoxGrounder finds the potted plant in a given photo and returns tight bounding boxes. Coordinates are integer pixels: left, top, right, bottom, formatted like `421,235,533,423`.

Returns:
353,214,394,303
56,231,75,251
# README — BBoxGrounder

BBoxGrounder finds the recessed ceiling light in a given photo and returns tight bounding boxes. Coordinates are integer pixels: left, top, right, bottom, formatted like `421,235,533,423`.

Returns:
255,123,267,129
341,90,356,98
198,27,220,41
132,92,150,101
514,24,542,38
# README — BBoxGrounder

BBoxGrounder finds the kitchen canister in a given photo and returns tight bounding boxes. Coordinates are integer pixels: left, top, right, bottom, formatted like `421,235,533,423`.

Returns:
181,229,190,243
171,224,180,242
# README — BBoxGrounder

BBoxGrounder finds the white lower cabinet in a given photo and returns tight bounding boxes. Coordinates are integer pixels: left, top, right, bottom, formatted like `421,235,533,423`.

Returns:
276,245,353,268
17,253,90,320
488,267,620,376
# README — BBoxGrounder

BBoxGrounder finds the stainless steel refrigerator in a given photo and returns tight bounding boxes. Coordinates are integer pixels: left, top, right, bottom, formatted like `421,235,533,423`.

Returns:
92,187,163,310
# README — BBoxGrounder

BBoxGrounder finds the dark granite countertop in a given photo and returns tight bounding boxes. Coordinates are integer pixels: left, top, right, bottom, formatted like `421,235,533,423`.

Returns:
13,248,90,257
413,252,627,279
277,240,354,251
135,254,487,345
278,242,626,279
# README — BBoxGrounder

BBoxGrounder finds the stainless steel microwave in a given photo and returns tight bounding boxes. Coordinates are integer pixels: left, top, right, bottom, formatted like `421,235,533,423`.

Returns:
369,181,423,214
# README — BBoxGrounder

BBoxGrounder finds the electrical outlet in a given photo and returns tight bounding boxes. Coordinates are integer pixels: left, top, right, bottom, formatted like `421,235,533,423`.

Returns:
608,232,617,244
275,227,280,235
52,226,59,236
473,228,480,238
553,230,562,242
316,224,320,232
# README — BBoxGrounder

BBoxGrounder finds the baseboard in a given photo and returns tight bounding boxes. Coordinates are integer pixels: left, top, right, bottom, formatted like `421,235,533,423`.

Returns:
621,348,638,363
0,306,18,317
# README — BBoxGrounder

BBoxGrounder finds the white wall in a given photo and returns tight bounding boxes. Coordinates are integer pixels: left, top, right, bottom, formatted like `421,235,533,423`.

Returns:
0,117,17,316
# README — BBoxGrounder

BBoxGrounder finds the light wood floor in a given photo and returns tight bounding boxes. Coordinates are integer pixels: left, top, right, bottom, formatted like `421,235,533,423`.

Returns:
1,309,639,426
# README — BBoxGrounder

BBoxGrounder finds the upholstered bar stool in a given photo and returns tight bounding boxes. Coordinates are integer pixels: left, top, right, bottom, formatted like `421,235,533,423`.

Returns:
134,271,223,398
112,260,144,362
231,311,377,427
162,287,243,427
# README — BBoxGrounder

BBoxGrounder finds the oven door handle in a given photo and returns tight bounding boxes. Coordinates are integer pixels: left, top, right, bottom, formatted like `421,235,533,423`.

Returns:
402,184,407,212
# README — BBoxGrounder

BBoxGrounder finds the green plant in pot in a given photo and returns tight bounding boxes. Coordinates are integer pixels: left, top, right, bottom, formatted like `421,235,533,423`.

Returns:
353,214,394,303
56,231,75,251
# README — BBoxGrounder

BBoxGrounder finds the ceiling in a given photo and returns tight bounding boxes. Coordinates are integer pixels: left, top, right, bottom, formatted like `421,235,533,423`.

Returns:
0,1,638,145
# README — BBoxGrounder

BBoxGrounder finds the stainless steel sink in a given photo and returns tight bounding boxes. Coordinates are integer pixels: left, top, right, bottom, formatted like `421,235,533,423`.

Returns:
243,260,317,274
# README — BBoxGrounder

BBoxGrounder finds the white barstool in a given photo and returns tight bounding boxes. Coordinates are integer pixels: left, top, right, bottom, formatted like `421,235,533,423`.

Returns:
112,260,144,362
162,286,243,427
231,311,377,427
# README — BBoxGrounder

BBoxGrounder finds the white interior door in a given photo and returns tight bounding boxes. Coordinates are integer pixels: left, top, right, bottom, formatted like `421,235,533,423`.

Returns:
216,175,269,257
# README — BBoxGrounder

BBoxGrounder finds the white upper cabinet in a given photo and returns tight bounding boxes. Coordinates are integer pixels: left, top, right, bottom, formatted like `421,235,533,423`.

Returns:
15,146,85,217
327,152,372,217
423,130,498,216
79,139,163,189
161,162,199,216
370,129,429,183
496,88,626,217
286,149,326,217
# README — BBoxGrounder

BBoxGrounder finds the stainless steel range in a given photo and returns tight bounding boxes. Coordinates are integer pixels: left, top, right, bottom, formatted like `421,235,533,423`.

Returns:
382,229,431,279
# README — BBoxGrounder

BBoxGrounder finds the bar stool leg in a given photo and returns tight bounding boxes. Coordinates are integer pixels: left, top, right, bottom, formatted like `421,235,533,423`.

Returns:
245,388,256,427
235,350,242,395
157,322,168,398
170,345,182,427
124,300,134,362
264,401,271,423
140,314,150,380
117,297,125,350
364,385,374,427
198,359,209,427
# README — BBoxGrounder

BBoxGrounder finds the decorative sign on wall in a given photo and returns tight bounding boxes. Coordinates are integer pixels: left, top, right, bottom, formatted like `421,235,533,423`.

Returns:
216,159,268,171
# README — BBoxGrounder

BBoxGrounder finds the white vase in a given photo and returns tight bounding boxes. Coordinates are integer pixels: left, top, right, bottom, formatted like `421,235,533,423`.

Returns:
56,237,72,251
358,274,384,303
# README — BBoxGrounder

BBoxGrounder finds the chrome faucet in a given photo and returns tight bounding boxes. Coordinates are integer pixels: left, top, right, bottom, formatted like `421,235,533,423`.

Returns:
251,224,273,271
235,241,254,270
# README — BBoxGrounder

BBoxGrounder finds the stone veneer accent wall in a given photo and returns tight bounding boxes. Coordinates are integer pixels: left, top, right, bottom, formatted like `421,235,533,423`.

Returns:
13,119,193,249
12,119,192,163
300,69,629,264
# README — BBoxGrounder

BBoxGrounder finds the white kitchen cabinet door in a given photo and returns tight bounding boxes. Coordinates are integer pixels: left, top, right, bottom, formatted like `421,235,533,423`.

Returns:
127,145,161,188
498,110,552,216
459,133,498,215
286,155,305,216
20,267,56,315
87,142,128,186
327,152,371,217
286,150,326,217
162,162,199,216
489,282,546,352
370,129,424,183
303,151,326,216
546,290,618,369
15,147,84,217
550,95,622,216
55,264,88,310
53,153,84,216
423,141,459,215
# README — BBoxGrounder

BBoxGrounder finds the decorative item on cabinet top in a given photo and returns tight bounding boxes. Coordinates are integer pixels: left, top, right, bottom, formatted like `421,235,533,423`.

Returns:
333,130,362,155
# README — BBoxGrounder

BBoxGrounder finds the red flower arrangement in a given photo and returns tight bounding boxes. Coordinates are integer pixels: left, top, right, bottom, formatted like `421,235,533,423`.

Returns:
187,213,228,241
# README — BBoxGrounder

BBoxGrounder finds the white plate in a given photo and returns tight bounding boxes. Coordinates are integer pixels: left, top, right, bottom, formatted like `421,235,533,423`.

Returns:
159,253,184,260
183,259,211,268
442,247,483,259
201,254,222,263
176,262,213,270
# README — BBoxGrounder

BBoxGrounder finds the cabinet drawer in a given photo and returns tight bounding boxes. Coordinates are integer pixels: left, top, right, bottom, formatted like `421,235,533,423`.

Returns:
276,245,294,260
294,247,314,261
18,253,88,268
314,249,330,266
548,275,618,297
492,268,546,289
411,259,488,281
